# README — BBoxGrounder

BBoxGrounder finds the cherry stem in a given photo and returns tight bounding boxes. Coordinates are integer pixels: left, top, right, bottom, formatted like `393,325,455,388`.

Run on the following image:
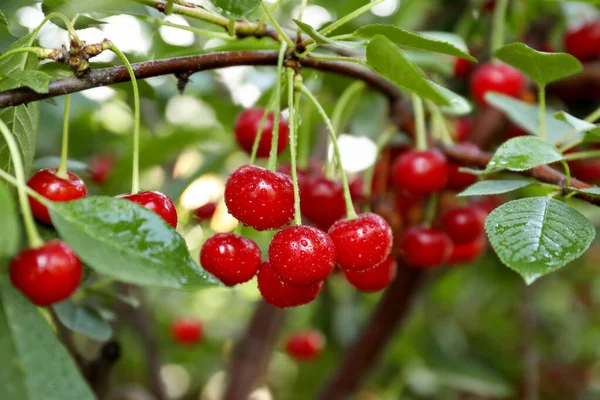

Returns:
0,121,44,248
135,15,233,40
564,149,600,162
108,44,141,194
297,96,312,170
412,94,427,151
560,160,572,188
537,85,547,142
490,0,509,54
56,94,71,179
423,193,438,229
426,100,453,146
287,68,302,226
165,0,174,14
0,48,46,65
267,41,287,171
363,125,396,212
249,93,277,165
296,0,308,43
260,2,295,49
256,0,284,32
0,168,48,203
30,12,80,45
585,104,600,123
299,83,358,220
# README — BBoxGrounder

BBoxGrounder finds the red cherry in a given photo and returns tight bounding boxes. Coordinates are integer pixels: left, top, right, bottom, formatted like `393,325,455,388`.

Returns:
449,237,486,265
483,0,495,12
470,195,505,216
454,118,473,142
328,213,393,272
225,165,294,231
400,226,452,268
507,125,528,139
300,177,346,231
268,225,336,287
234,108,289,158
200,233,261,287
440,207,486,244
257,260,322,308
286,330,325,362
393,149,449,195
194,202,217,222
88,155,115,185
564,19,600,62
446,163,477,191
10,240,82,306
171,317,204,345
117,191,178,228
570,160,600,183
349,177,367,204
343,254,397,292
454,57,473,79
27,168,87,225
470,62,526,106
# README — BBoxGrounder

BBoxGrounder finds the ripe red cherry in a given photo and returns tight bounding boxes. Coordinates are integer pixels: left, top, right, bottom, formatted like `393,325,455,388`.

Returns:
564,19,600,62
470,195,505,216
258,261,322,308
10,240,82,306
234,108,289,158
343,255,397,292
400,226,452,268
88,155,115,184
454,118,473,142
194,202,217,222
507,125,528,139
117,191,178,228
470,62,526,106
449,237,486,265
440,207,486,244
300,177,346,231
446,162,477,191
286,330,325,362
454,57,473,79
171,317,204,345
200,233,261,286
268,225,336,287
570,160,600,183
393,149,449,195
225,165,294,231
27,168,87,225
328,213,393,272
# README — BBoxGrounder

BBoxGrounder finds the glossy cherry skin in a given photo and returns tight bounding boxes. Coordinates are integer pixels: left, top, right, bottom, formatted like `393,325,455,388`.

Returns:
400,227,453,269
234,108,289,158
470,62,526,106
10,240,83,306
328,213,393,272
27,168,87,225
343,254,397,293
449,237,486,265
564,19,600,62
300,177,346,231
200,233,261,287
268,225,336,287
171,317,204,345
194,202,217,222
117,191,178,228
88,155,115,184
286,330,325,362
258,261,322,308
393,149,449,195
440,207,486,244
225,165,294,231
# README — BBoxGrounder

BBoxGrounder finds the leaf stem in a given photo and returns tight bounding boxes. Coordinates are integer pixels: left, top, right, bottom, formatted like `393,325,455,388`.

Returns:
0,47,46,64
423,193,438,228
165,0,174,14
287,68,302,226
30,12,80,45
315,0,385,39
331,81,365,135
297,96,312,170
296,0,309,43
491,0,509,54
560,160,571,188
257,0,284,32
537,85,547,141
135,15,233,40
585,104,600,123
267,41,288,171
260,2,295,49
56,94,71,179
133,0,230,30
0,168,47,203
249,93,277,165
412,94,427,151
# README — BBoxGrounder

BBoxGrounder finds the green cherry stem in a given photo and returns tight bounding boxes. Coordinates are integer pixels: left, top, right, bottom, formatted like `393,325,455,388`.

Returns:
0,47,48,64
537,84,547,141
564,150,600,162
299,83,358,220
423,193,438,229
313,0,385,39
30,12,80,46
287,68,302,226
585,105,600,123
490,0,509,54
249,93,277,165
0,121,44,248
256,0,284,32
0,168,47,203
260,2,295,49
331,81,365,135
135,15,232,40
296,0,309,43
165,0,174,14
267,41,288,171
412,94,427,151
56,94,71,179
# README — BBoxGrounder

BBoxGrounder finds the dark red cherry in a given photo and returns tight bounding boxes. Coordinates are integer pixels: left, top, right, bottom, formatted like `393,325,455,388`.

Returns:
349,177,367,204
300,177,346,231
194,202,217,222
343,254,397,292
234,108,289,158
393,149,449,195
446,162,477,191
507,125,528,139
570,160,600,183
27,168,87,225
88,154,115,185
440,206,486,244
10,240,82,306
171,317,204,345
268,225,336,287
200,233,261,287
117,191,178,228
225,165,294,231
400,226,452,268
257,260,322,308
454,57,473,79
470,62,526,106
286,330,325,362
328,213,393,272
564,19,600,62
454,118,473,142
449,237,486,265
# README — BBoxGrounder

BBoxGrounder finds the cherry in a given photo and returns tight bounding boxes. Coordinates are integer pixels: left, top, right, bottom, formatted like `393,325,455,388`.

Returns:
564,19,600,62
328,213,393,272
285,330,325,362
268,225,336,287
446,162,477,191
343,254,397,292
400,226,452,268
394,190,425,226
470,195,505,216
277,159,323,190
200,233,261,287
393,149,449,195
454,118,473,142
234,108,289,158
454,57,473,79
507,125,528,139
27,168,87,225
10,240,82,306
171,317,204,345
470,62,526,106
117,191,178,228
300,177,346,231
349,177,367,204
88,154,115,185
570,160,600,183
225,165,294,231
257,261,322,308
449,237,486,265
440,206,486,244
194,202,217,222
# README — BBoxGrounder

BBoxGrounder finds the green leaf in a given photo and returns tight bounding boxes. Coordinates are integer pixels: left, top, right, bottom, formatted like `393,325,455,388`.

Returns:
404,50,454,76
366,35,449,105
554,111,600,142
494,43,582,85
356,25,476,62
0,184,19,257
485,197,595,284
430,82,472,116
32,156,89,173
41,0,107,29
52,301,112,342
294,20,359,50
486,136,564,171
458,180,532,197
0,270,95,400
0,10,9,26
5,70,50,94
577,188,600,197
49,196,220,289
210,0,260,18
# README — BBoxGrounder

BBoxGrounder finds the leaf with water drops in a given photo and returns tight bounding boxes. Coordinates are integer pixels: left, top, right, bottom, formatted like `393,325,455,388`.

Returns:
486,136,564,171
485,197,595,284
458,180,532,197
